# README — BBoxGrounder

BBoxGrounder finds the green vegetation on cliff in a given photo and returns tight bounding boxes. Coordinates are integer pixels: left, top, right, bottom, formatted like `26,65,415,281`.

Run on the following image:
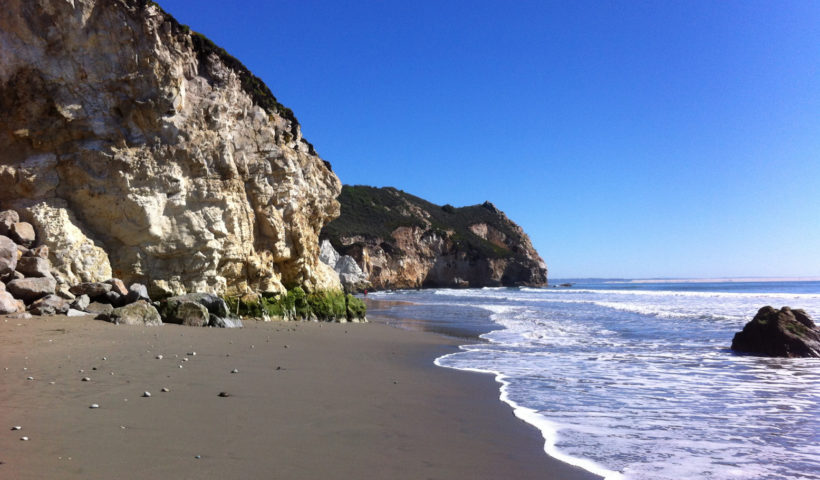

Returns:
224,288,366,322
321,185,521,259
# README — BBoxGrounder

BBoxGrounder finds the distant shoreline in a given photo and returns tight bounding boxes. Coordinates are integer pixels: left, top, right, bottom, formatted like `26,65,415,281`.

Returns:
602,277,820,284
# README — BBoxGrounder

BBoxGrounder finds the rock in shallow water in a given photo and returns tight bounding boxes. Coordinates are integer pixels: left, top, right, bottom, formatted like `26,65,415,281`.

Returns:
731,306,820,358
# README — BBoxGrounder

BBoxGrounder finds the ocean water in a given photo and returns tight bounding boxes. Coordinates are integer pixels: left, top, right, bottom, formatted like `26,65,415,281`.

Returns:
367,280,820,480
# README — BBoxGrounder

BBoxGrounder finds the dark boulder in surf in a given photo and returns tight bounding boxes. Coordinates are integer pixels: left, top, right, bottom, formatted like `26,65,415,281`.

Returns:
731,306,820,358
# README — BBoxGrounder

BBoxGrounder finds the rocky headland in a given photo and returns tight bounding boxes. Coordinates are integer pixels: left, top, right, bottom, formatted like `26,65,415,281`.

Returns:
321,186,548,290
0,0,341,301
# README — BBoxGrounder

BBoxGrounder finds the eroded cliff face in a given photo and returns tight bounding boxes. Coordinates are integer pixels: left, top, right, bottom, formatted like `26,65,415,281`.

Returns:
322,186,547,290
0,0,342,297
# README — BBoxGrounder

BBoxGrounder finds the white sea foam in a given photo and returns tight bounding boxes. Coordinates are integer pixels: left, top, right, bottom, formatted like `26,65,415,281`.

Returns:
372,284,820,480
434,353,625,480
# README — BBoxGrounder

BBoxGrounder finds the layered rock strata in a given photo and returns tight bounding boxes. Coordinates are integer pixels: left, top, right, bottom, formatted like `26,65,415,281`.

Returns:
321,186,547,290
0,0,341,298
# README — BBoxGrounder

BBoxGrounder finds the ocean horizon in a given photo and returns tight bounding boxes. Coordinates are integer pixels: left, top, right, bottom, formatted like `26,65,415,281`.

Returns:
367,279,820,480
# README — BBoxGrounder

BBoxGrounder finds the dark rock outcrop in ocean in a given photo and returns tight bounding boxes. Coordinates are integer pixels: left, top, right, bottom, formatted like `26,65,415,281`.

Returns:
0,0,342,298
731,306,820,358
321,186,547,290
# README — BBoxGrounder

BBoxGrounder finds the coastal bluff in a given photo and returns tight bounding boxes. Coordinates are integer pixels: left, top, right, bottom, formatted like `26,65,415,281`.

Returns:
321,185,547,290
0,0,341,298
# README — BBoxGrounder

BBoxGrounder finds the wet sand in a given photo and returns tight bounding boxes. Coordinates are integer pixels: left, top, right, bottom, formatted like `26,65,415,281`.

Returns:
0,313,599,479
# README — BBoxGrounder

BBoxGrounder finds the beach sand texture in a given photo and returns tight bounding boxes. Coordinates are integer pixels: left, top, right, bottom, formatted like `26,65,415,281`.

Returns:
0,314,598,479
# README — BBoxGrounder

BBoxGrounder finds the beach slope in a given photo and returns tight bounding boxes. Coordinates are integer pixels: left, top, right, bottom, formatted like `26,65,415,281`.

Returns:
0,315,597,479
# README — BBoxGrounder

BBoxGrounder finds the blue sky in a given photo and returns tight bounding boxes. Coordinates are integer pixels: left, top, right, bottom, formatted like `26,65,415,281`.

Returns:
158,0,820,278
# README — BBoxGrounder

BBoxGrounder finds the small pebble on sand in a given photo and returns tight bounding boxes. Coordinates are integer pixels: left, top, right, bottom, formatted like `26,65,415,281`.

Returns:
11,426,21,431
82,377,91,382
26,376,34,380
142,391,151,397
218,392,230,397
89,404,99,409
20,436,28,441
182,358,188,362
161,387,169,392
231,368,239,373
156,355,163,360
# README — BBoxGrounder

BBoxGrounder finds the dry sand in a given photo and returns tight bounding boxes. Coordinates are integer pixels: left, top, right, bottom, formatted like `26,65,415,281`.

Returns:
0,313,598,480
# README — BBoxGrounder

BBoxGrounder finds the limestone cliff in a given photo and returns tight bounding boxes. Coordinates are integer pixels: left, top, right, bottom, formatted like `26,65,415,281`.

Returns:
321,186,547,290
0,0,342,297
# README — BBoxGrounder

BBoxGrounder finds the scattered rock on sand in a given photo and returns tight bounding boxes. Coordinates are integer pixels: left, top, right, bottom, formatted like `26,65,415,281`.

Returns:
161,293,230,318
731,306,820,358
0,291,21,314
71,294,90,311
86,302,115,321
167,300,210,327
66,308,88,317
7,277,56,303
29,294,70,316
109,300,162,326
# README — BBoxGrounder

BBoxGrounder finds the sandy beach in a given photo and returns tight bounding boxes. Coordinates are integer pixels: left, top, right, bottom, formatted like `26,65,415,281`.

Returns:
0,312,599,480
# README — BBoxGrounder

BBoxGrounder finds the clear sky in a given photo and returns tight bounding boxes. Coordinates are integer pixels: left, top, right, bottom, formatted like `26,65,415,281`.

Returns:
157,0,820,279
